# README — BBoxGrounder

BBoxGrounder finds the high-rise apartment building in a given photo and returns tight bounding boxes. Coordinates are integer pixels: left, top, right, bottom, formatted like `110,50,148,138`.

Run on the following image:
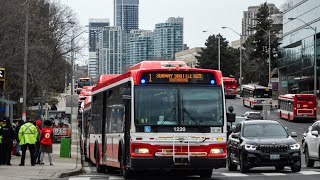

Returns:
88,19,110,82
127,30,154,68
154,17,184,60
242,3,281,38
114,0,139,33
97,27,126,75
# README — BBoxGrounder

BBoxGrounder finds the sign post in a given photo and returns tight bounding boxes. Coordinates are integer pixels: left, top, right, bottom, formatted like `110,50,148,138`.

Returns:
0,68,6,97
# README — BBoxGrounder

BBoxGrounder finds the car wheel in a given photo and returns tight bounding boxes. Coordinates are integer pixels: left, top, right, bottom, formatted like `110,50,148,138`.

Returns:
291,161,301,172
239,153,249,173
227,153,237,171
199,169,213,179
275,165,285,171
305,146,314,167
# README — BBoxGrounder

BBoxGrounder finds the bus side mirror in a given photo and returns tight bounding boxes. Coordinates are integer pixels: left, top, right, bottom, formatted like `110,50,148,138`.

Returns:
123,88,131,100
227,106,235,123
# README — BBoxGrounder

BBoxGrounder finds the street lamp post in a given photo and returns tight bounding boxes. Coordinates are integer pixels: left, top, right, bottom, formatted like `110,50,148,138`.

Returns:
222,27,243,88
288,17,317,96
202,30,221,70
22,0,30,121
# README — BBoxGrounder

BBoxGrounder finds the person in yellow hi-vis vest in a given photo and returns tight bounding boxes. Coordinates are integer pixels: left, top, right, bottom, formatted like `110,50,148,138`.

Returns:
18,117,38,166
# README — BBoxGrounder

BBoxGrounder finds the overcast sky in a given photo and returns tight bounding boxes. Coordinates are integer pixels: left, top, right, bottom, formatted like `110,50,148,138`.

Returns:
61,0,285,49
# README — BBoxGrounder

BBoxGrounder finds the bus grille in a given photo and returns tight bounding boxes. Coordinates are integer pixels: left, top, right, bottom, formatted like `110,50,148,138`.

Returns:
258,145,288,153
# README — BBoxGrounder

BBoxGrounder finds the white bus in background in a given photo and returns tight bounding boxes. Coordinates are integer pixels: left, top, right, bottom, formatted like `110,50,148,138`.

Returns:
241,84,272,109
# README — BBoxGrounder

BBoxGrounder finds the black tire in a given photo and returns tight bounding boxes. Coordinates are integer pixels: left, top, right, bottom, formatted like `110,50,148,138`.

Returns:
239,153,249,173
96,147,106,173
227,154,237,171
199,169,213,179
275,165,285,171
305,146,315,167
120,153,134,179
291,161,301,172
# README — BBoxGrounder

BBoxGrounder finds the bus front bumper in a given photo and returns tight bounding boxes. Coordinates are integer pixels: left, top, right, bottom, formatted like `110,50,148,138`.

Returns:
130,157,226,170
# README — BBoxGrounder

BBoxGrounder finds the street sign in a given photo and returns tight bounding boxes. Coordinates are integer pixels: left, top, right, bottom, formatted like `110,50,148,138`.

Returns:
0,68,5,79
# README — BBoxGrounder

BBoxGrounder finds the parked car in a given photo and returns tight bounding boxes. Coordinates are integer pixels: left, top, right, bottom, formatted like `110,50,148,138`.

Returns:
302,121,320,167
242,111,263,120
227,120,301,173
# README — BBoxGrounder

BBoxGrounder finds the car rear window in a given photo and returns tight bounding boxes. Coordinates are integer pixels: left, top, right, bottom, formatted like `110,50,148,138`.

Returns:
248,113,261,119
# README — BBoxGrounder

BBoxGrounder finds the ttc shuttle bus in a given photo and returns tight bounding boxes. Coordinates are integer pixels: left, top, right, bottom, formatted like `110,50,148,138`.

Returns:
242,84,272,109
222,77,237,99
278,94,317,121
81,61,235,179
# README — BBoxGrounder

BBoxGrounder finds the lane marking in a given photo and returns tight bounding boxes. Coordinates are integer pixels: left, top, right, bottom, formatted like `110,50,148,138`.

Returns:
69,178,90,180
261,173,286,176
299,171,320,175
221,173,249,177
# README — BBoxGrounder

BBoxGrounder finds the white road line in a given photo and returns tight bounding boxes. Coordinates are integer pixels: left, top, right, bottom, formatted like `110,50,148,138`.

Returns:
68,178,90,180
299,171,320,175
221,173,249,177
109,176,124,180
261,173,286,176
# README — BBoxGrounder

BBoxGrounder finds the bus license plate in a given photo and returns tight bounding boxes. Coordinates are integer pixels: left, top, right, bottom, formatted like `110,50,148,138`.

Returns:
270,154,280,160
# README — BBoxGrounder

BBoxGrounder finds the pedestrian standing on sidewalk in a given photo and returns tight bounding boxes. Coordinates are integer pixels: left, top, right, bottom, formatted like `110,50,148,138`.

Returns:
0,117,16,165
35,120,42,164
40,120,54,165
18,117,38,166
14,120,24,156
0,119,4,165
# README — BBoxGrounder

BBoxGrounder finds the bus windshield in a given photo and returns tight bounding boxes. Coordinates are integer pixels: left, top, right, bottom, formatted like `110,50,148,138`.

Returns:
135,85,224,126
254,89,272,98
78,79,91,88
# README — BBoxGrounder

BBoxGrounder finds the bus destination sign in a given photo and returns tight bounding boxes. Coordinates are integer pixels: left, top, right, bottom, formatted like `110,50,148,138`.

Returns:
140,72,216,84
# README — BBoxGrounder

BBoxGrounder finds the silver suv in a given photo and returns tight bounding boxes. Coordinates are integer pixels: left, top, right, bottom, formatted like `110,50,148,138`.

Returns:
303,121,320,167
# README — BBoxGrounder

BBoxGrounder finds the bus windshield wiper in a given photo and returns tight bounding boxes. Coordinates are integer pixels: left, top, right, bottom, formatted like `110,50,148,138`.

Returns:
182,108,205,133
158,107,176,126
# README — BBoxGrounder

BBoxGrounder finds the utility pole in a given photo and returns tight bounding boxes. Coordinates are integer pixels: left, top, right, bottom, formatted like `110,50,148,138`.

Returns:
22,0,29,121
218,35,221,71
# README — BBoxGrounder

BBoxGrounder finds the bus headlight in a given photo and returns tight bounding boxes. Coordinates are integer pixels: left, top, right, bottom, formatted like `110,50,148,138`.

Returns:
290,143,300,150
134,148,150,154
210,148,224,154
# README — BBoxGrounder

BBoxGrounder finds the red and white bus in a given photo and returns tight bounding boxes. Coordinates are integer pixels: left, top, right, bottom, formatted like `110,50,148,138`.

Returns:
242,84,272,109
223,77,237,99
277,94,317,121
82,61,235,178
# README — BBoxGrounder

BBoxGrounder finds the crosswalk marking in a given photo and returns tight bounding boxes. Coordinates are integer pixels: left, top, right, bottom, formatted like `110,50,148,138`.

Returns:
299,171,320,175
220,173,249,177
261,172,286,176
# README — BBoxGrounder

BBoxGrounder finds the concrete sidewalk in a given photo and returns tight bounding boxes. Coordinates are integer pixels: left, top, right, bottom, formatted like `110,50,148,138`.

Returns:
0,143,82,180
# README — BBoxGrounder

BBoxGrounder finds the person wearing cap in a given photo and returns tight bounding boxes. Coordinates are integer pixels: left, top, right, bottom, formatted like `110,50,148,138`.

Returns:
0,117,15,165
18,117,38,166
40,120,54,165
35,120,42,164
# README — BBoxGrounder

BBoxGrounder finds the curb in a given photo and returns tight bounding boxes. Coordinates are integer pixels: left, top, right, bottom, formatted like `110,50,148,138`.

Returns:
52,165,84,179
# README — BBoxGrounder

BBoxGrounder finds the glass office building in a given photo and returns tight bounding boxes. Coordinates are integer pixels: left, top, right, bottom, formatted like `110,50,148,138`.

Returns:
278,0,320,94
114,0,139,33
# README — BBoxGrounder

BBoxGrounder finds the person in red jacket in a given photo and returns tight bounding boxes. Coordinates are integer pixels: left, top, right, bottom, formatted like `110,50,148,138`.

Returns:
39,120,53,165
